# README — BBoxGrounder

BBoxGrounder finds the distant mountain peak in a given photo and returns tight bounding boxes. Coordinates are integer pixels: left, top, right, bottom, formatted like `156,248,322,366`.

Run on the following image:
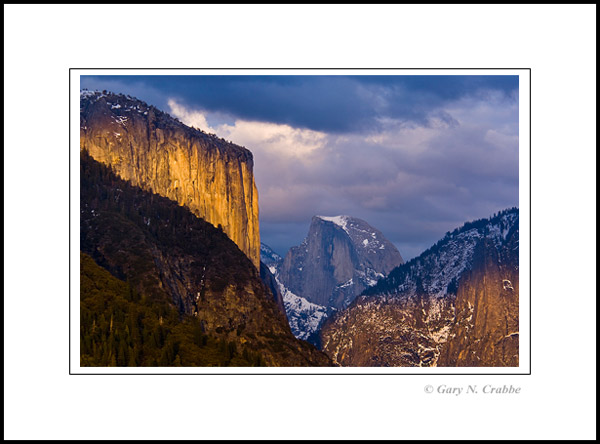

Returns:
362,207,519,301
319,207,520,367
272,214,403,342
279,214,404,309
314,214,399,256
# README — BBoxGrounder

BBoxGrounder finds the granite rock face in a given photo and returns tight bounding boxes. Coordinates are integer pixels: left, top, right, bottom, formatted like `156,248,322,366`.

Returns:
278,216,404,309
80,152,331,366
320,208,519,367
437,233,519,366
80,91,260,268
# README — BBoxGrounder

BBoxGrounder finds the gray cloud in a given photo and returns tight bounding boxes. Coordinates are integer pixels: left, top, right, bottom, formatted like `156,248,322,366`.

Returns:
81,75,518,134
248,92,519,259
81,75,519,260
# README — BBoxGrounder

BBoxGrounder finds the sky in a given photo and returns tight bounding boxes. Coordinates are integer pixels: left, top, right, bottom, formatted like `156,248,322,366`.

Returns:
80,74,519,260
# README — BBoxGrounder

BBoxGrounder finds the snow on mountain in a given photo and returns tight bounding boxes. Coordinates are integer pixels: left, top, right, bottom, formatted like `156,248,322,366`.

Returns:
316,215,350,233
316,215,389,253
80,90,152,119
276,275,329,341
260,242,328,341
320,207,520,367
264,261,328,341
279,215,403,310
260,242,283,267
271,216,403,343
363,208,519,302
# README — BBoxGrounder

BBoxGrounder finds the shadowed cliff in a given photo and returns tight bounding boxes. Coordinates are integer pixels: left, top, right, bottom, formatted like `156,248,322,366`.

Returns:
80,150,331,367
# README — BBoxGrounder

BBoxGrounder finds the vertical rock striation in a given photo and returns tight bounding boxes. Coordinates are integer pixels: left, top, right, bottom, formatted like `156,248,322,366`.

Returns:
270,216,403,344
80,152,332,366
79,91,260,268
437,229,519,366
278,215,404,309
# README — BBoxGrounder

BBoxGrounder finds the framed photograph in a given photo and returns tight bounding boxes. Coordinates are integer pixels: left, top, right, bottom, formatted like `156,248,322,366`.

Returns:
6,4,597,441
70,68,530,375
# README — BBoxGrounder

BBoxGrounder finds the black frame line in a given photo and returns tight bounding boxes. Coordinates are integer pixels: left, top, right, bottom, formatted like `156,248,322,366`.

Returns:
69,67,532,376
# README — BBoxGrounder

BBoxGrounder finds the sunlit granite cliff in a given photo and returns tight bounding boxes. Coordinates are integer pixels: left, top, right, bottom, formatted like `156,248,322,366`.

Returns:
79,90,260,268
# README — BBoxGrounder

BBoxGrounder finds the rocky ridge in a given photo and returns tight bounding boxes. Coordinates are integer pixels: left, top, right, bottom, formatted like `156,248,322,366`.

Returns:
80,90,260,268
278,215,404,309
320,208,519,367
266,216,403,343
80,151,331,366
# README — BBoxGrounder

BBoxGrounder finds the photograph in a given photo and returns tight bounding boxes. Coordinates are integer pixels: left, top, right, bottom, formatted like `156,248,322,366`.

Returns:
5,4,596,441
75,71,526,371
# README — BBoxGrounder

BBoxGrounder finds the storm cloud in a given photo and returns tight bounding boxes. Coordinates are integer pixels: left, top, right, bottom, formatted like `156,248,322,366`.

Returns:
81,75,518,133
80,74,520,260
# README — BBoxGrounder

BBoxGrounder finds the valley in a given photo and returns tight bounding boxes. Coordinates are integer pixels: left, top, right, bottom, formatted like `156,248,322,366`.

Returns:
79,89,520,368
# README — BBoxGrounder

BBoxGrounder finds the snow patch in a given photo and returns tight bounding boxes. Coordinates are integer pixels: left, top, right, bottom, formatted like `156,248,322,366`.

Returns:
317,215,350,234
112,115,128,125
272,273,328,341
338,278,354,289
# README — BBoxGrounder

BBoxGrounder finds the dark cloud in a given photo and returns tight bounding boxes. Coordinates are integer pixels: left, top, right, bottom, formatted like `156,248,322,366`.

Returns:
81,75,518,134
248,89,519,259
80,74,520,260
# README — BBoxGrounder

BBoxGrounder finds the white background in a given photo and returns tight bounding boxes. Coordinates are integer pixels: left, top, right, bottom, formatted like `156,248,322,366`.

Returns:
4,4,596,440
